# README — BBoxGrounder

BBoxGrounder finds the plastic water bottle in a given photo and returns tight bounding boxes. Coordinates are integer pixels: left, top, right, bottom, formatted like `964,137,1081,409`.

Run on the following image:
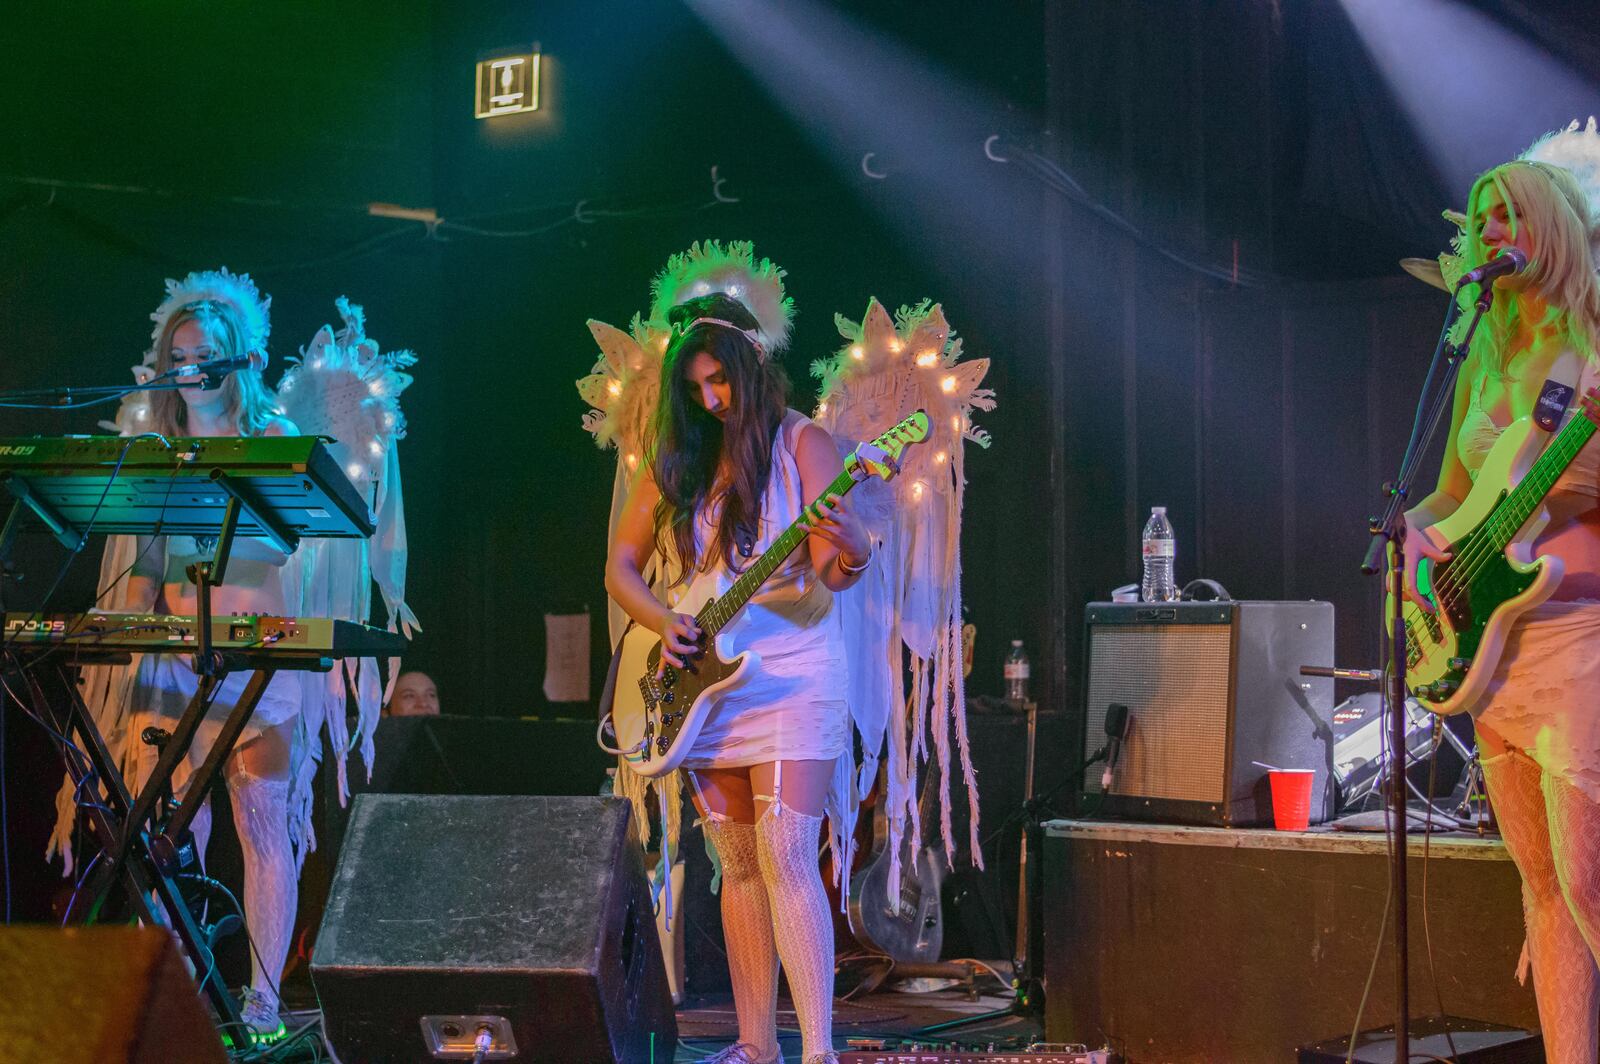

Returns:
1141,506,1178,602
1004,640,1030,703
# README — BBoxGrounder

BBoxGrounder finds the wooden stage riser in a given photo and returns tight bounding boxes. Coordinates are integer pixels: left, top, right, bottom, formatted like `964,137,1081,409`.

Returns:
1041,822,1534,1064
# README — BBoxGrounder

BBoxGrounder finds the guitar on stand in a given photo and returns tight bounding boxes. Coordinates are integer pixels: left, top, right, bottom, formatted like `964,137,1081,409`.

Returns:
846,757,946,964
844,624,980,963
0,435,403,1042
838,625,1017,1009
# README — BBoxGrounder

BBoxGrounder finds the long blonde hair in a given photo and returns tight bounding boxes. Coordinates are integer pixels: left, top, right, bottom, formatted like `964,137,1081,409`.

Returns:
1463,160,1600,373
148,300,280,437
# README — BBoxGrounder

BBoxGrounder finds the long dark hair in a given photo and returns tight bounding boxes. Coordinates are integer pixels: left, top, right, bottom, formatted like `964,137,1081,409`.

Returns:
651,293,790,582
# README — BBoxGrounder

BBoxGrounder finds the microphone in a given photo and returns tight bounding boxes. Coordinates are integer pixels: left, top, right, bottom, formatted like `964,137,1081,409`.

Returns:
1456,247,1527,289
173,355,257,385
1101,703,1131,790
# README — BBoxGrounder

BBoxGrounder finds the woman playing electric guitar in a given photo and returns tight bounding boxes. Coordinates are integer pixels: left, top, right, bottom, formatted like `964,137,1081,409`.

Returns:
605,292,872,1064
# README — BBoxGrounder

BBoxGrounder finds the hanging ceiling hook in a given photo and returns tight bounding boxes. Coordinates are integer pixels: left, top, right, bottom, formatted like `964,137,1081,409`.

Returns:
711,166,739,203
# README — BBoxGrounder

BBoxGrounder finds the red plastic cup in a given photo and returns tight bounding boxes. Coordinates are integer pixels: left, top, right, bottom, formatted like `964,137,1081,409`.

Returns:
1268,769,1314,831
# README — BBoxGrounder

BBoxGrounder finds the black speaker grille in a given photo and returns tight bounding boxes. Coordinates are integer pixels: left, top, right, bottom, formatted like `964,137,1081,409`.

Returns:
315,794,625,970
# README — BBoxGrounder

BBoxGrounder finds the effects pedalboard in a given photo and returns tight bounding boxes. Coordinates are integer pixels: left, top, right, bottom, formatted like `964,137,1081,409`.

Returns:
839,1042,1109,1064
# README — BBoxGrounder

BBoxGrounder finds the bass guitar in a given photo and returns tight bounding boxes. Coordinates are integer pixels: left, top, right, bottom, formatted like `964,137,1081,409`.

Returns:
604,410,929,777
1396,387,1600,715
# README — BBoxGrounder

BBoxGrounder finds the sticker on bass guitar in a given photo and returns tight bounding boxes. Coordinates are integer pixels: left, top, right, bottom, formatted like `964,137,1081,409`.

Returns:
1535,379,1576,431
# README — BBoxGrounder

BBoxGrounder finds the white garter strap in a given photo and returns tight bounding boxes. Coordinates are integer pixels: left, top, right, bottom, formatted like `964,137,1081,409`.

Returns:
687,769,732,895
686,769,730,823
752,761,786,817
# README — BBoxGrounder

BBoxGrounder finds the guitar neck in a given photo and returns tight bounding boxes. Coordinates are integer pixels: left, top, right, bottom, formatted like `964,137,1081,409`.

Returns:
696,468,855,638
1493,410,1599,550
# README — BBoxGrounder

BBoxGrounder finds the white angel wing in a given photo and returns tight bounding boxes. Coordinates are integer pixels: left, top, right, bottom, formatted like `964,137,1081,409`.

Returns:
814,296,996,887
278,299,418,801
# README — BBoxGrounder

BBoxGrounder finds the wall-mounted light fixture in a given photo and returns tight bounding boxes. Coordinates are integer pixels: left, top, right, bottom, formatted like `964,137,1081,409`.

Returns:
475,53,541,119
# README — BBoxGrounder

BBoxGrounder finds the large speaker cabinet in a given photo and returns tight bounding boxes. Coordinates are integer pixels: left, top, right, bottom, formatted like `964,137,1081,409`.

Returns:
312,794,677,1064
1081,600,1335,826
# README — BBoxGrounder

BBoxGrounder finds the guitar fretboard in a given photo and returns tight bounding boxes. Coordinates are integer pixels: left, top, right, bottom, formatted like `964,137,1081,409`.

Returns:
1486,404,1599,551
695,468,855,638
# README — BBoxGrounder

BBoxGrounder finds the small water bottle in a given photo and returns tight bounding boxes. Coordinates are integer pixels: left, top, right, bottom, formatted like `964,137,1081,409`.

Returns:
1004,640,1030,703
1141,506,1178,602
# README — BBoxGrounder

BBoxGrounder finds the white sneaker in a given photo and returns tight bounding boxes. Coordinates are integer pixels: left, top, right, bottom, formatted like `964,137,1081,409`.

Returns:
699,1043,781,1064
237,987,285,1043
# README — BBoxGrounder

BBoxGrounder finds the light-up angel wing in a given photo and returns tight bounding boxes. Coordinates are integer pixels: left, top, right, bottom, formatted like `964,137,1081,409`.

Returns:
814,298,994,893
577,314,671,647
277,297,418,803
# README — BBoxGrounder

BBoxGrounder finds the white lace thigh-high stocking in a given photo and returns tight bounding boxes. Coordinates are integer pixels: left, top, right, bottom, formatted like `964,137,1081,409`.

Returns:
755,807,835,1064
1544,773,1600,961
188,798,213,871
702,818,780,1063
132,757,211,927
227,765,295,1030
185,797,213,933
1482,752,1599,1064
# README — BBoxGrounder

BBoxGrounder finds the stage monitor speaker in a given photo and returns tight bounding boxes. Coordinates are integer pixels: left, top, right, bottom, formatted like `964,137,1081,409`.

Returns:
1081,600,1335,826
312,794,677,1064
0,926,226,1064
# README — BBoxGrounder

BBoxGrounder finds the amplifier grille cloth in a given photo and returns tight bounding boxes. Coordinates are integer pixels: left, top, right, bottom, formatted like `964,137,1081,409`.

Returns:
1085,624,1230,802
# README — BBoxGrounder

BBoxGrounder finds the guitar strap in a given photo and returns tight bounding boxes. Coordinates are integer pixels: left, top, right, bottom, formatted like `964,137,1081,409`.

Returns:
1534,349,1584,432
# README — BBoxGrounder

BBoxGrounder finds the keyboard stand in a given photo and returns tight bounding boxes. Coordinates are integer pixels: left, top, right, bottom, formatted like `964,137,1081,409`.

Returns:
0,435,377,1038
14,658,242,1029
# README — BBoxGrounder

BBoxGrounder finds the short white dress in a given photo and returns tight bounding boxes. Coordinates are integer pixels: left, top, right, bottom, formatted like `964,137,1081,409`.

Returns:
672,410,851,770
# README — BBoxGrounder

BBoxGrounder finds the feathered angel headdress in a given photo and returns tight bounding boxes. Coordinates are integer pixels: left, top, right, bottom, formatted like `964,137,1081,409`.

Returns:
1523,116,1600,268
648,239,795,356
147,267,272,364
1416,117,1600,291
100,267,273,435
579,241,794,462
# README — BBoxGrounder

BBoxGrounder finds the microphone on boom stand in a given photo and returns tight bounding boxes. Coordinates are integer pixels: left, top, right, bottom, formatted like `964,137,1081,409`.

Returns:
1455,247,1527,290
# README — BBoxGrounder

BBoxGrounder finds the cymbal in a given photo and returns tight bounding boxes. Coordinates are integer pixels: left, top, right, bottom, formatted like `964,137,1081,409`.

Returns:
1400,257,1448,292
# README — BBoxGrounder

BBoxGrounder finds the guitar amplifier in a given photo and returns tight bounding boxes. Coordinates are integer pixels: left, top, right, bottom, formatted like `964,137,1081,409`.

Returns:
1081,600,1335,827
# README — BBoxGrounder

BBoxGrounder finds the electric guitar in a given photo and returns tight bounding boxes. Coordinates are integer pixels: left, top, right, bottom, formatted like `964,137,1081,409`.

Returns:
843,625,974,961
1395,387,1600,716
604,411,930,777
846,757,946,962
